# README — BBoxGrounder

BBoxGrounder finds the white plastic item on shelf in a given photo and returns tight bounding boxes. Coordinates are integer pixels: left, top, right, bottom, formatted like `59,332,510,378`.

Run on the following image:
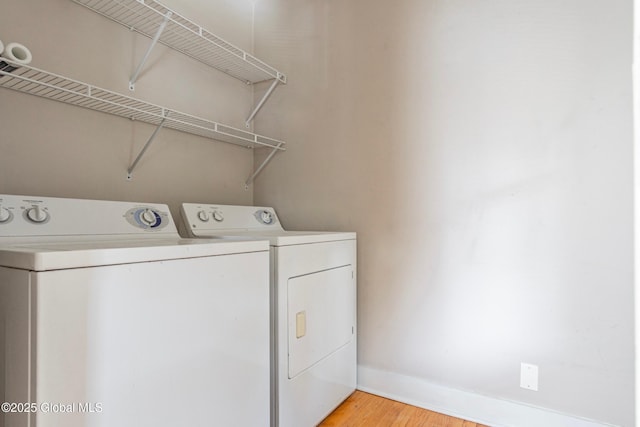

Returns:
0,41,32,73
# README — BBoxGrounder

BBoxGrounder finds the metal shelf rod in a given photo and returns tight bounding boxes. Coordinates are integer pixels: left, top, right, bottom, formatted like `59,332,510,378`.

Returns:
245,142,284,189
129,11,172,91
245,78,280,127
127,115,168,179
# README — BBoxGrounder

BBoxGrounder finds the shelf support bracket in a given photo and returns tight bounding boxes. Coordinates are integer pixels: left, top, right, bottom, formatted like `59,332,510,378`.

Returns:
127,116,168,180
245,78,281,128
129,11,173,91
245,142,284,189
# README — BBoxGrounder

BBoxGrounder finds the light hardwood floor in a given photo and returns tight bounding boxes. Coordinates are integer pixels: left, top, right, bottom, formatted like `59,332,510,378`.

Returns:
319,391,489,427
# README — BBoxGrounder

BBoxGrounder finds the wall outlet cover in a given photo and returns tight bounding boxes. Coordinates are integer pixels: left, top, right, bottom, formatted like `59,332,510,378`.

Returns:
520,363,539,391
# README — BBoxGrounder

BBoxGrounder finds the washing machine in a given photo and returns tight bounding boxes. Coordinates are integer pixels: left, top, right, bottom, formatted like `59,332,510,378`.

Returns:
180,203,357,427
0,194,271,427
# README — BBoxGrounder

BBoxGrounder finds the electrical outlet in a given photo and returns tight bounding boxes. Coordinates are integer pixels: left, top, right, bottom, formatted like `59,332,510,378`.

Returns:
520,363,539,391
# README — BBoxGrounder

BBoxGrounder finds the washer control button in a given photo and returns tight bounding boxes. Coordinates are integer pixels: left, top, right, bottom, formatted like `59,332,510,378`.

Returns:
25,205,49,223
197,210,209,222
212,211,224,222
0,206,12,223
255,209,275,225
125,207,169,231
140,209,159,227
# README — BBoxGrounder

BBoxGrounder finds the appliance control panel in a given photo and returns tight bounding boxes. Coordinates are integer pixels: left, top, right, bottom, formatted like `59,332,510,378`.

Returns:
0,194,176,237
181,203,283,233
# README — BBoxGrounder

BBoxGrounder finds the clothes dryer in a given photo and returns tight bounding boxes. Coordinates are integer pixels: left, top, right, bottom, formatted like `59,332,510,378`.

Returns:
0,195,270,427
180,203,357,427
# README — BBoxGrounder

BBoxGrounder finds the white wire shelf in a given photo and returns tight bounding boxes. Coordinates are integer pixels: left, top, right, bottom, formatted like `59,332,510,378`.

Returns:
71,0,287,85
0,61,287,151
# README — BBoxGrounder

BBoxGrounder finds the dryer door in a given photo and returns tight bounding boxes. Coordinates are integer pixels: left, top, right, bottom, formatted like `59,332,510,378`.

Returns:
287,265,355,378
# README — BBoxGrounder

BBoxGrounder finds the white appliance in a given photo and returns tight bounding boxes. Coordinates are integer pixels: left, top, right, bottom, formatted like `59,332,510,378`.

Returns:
0,194,271,427
180,203,357,427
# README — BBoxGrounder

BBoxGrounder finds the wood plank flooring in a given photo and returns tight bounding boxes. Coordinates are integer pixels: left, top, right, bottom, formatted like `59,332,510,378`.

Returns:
319,391,488,427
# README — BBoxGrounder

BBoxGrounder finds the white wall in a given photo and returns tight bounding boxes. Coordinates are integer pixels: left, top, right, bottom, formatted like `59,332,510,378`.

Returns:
0,0,260,217
253,0,634,425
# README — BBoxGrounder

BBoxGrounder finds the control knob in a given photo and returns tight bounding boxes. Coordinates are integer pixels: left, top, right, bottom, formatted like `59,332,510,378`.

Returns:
0,206,11,223
26,205,49,223
139,209,160,227
197,210,209,222
212,211,224,222
260,210,273,225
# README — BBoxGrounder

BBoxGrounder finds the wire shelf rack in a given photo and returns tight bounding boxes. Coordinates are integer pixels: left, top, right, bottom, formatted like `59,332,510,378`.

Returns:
71,0,287,85
0,61,287,151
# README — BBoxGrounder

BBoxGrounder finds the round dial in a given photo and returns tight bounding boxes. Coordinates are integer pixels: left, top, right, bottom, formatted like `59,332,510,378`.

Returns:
260,210,273,225
0,206,12,223
125,206,168,231
26,205,49,223
212,211,224,222
140,209,157,226
137,208,161,227
197,210,209,222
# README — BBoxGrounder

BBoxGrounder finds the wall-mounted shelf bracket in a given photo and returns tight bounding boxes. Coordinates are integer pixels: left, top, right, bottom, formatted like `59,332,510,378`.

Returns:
245,77,281,128
245,142,284,190
127,114,168,180
129,10,173,91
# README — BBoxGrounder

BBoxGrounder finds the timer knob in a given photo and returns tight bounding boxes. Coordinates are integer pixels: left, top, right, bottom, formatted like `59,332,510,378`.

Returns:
26,205,49,223
139,209,159,226
197,210,209,222
0,206,11,223
260,211,273,225
212,211,224,222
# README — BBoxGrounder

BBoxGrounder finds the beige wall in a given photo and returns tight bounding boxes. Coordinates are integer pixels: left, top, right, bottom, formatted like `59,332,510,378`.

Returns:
0,0,261,220
254,0,634,425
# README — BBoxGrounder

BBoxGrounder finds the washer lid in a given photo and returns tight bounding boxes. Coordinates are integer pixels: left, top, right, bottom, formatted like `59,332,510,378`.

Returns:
188,230,356,246
0,238,269,271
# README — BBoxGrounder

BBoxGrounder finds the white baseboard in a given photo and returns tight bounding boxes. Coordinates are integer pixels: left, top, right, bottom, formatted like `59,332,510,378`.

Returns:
357,365,616,427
